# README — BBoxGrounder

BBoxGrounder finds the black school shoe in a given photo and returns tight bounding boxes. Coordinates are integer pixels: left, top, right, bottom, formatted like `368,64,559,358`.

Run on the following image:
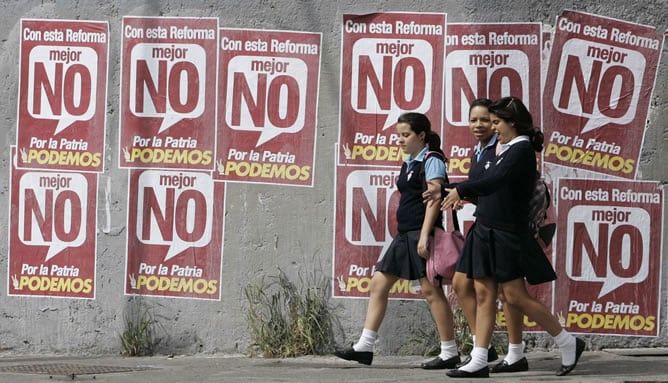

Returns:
490,357,529,373
333,346,373,365
555,338,585,376
446,366,490,378
420,354,461,369
457,346,498,367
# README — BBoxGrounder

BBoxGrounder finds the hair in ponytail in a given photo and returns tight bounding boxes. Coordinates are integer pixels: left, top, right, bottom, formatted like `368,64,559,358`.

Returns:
397,112,446,159
529,129,544,152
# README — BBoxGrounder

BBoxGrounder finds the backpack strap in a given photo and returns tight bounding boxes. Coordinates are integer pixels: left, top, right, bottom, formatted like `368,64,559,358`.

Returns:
420,151,449,189
421,151,460,232
451,209,461,233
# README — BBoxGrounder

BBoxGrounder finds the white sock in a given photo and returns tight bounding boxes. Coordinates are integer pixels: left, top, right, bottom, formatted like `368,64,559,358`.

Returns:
504,342,525,364
459,346,488,372
439,340,458,360
353,328,377,352
554,330,576,365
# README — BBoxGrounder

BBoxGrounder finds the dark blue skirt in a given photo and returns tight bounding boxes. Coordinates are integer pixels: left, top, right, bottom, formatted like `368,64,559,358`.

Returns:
376,230,426,281
456,222,556,284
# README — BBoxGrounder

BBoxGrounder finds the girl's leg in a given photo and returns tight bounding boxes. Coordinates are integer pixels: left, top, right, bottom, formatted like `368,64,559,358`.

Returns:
499,279,561,335
420,278,454,340
452,271,477,336
458,276,496,373
353,271,398,351
501,296,526,365
335,271,399,365
419,278,458,366
500,279,584,374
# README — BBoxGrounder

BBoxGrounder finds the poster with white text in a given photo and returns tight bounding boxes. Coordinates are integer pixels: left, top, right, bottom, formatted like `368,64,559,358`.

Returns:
542,10,663,179
119,16,219,171
215,28,322,186
16,19,109,173
333,163,420,299
554,178,663,336
125,169,225,300
8,147,98,298
338,12,446,167
443,23,542,180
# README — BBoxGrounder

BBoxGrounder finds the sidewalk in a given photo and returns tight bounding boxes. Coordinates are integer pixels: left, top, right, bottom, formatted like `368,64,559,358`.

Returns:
0,348,667,382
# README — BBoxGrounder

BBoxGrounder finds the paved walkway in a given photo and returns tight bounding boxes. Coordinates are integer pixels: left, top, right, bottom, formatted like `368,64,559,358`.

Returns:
0,348,667,382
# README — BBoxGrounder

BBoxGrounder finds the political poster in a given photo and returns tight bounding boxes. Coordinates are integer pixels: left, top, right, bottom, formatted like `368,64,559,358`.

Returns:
338,12,446,167
125,169,225,300
333,163,420,299
542,10,663,179
215,28,322,186
16,19,109,173
119,17,219,171
8,147,98,299
443,23,542,180
553,178,663,336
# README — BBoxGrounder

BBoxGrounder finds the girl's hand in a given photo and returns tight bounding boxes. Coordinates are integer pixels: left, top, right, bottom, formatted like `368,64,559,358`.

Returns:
422,182,442,204
417,235,430,259
441,188,461,211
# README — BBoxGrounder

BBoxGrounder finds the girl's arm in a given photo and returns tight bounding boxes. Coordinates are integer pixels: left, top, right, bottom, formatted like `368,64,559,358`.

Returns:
418,177,443,259
456,143,533,199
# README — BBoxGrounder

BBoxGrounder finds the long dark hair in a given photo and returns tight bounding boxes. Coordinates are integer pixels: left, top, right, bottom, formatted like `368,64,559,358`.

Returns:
489,96,544,152
396,112,446,159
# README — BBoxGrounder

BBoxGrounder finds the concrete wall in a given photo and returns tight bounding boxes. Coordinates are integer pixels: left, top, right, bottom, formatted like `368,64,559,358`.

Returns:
0,0,665,356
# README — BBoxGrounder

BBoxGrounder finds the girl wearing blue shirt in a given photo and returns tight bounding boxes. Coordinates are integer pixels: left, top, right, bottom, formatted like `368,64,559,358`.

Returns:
335,112,459,369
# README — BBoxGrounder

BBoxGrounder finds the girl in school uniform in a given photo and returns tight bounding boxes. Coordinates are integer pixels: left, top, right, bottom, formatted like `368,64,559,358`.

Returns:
440,97,585,378
334,112,459,369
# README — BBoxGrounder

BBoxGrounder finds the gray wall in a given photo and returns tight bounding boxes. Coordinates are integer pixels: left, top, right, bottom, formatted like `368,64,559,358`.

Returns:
0,0,666,356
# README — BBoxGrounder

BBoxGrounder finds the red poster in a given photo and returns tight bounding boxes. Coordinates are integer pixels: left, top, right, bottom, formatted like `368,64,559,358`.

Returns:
333,163,420,299
444,23,542,180
215,29,322,186
119,17,219,171
125,169,225,300
554,178,663,336
16,19,109,173
543,10,663,179
8,147,98,298
338,13,446,167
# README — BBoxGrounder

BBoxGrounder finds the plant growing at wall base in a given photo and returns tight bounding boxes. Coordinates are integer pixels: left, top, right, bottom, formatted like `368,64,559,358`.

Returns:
119,302,162,356
244,268,338,358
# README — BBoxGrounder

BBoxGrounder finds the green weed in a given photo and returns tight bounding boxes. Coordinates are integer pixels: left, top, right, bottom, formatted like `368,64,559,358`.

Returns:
119,302,162,356
244,268,338,358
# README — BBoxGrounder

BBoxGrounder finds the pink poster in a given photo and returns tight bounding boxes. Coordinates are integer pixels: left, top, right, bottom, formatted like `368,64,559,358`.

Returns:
119,17,219,170
125,169,225,300
542,10,663,178
444,23,542,180
8,147,98,298
16,19,109,173
215,28,322,186
338,12,446,167
554,178,663,336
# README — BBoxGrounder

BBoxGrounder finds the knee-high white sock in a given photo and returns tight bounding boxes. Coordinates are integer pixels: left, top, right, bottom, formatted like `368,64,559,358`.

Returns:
439,340,458,360
504,342,525,364
554,330,576,365
459,346,488,372
353,328,377,352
